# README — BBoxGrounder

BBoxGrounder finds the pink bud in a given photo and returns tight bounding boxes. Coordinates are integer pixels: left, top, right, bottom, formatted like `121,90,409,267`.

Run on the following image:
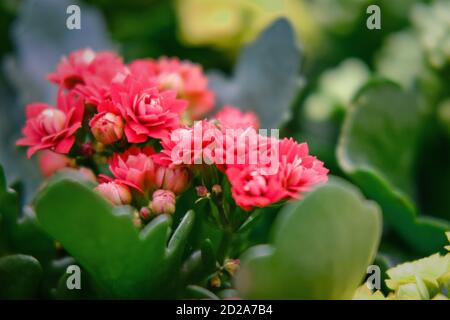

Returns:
95,182,132,205
212,184,222,195
150,189,176,215
223,259,240,276
155,166,190,194
89,112,124,145
38,150,72,177
38,108,67,134
80,142,95,157
139,207,151,220
196,185,208,197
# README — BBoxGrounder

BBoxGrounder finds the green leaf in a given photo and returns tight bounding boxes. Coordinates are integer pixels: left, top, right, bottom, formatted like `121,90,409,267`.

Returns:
0,254,43,299
337,80,450,254
53,266,98,300
35,178,195,298
235,178,382,299
0,164,55,261
184,285,219,300
208,18,302,128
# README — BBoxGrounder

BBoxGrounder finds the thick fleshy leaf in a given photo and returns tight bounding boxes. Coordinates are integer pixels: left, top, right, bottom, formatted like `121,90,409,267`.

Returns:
208,18,302,128
184,285,219,300
0,254,43,299
34,178,195,298
53,265,98,300
235,178,382,299
0,164,55,261
337,80,450,254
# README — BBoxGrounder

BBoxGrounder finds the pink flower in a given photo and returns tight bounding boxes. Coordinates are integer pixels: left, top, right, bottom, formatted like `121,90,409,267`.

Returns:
277,138,329,198
215,105,260,131
95,182,132,206
104,75,187,142
48,48,126,105
103,146,156,193
154,163,190,194
89,112,124,145
157,120,224,167
150,189,176,215
128,57,215,120
16,91,84,158
38,150,72,177
221,129,277,173
225,138,328,211
226,166,286,211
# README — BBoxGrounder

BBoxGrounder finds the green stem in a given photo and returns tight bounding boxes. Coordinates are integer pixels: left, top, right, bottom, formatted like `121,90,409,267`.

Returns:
217,230,233,264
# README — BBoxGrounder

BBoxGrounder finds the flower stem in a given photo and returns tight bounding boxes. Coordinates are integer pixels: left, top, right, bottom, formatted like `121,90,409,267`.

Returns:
217,230,233,264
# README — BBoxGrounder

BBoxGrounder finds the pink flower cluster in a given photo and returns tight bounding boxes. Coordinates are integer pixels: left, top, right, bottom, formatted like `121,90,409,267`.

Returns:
17,49,328,215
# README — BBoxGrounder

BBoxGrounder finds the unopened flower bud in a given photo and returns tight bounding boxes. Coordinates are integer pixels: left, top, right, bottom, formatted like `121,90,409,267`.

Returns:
212,184,222,195
155,166,190,194
196,185,208,197
80,143,95,157
210,275,221,288
95,182,132,206
89,112,124,145
150,189,176,215
224,259,240,276
139,207,151,220
133,210,142,228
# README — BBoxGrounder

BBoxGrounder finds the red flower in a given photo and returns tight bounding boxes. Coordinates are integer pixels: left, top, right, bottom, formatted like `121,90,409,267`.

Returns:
226,166,286,211
16,91,84,158
104,75,187,142
103,146,156,194
215,105,260,131
277,138,329,198
225,138,328,211
221,129,277,173
157,120,224,167
128,57,214,120
48,48,126,105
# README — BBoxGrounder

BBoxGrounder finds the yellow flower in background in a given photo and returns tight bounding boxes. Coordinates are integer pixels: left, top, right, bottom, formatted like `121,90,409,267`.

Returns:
386,254,450,289
175,0,322,54
446,232,450,251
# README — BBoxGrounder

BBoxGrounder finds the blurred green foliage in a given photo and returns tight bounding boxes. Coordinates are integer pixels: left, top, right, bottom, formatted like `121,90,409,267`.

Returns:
84,0,232,70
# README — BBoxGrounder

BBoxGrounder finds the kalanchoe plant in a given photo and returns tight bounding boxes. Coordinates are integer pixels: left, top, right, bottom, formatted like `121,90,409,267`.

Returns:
16,46,329,220
0,16,403,300
10,21,334,298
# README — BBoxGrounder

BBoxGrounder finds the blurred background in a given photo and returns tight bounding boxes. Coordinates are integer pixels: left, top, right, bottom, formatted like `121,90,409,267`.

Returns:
1,0,450,232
